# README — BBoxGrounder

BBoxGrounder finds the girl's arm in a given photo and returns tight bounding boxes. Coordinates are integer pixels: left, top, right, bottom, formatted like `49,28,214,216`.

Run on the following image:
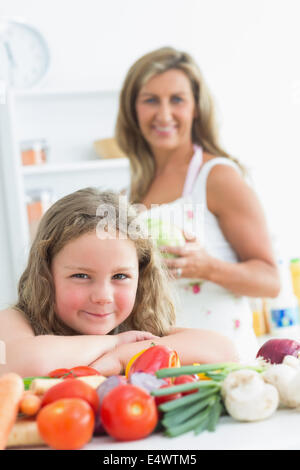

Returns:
0,309,157,377
89,328,239,376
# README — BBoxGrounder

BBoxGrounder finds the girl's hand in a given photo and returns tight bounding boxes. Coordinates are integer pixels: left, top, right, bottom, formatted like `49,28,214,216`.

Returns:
116,330,159,346
89,331,159,376
161,232,213,280
89,350,123,376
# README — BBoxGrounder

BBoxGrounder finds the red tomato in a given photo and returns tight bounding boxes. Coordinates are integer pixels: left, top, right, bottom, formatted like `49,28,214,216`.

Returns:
174,375,198,395
48,368,71,378
100,384,158,441
48,366,101,379
68,366,101,378
155,384,182,406
37,398,94,450
41,378,100,414
163,377,173,385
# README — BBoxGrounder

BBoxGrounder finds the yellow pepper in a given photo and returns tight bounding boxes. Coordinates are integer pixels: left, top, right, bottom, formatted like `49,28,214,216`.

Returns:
193,363,212,381
125,349,148,378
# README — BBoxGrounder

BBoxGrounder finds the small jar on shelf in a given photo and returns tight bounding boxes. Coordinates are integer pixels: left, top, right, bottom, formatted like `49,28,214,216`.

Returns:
26,189,53,242
20,139,48,166
250,298,267,337
290,258,300,309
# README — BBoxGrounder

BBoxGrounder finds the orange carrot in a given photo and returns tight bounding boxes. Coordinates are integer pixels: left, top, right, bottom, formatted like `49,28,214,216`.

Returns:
0,373,24,450
19,393,42,416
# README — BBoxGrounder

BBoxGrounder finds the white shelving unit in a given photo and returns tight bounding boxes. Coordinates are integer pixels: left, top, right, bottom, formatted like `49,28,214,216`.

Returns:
0,87,130,294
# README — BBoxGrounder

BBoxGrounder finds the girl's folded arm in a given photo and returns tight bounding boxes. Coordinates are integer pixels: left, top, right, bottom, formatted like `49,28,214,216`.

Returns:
0,308,159,377
1,334,121,377
89,328,239,376
0,307,119,377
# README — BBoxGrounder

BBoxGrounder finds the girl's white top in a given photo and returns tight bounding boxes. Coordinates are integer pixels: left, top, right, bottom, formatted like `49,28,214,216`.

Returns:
139,145,259,361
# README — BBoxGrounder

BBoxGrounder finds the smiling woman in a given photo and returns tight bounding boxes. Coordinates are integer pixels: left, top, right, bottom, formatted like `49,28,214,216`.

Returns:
135,69,197,160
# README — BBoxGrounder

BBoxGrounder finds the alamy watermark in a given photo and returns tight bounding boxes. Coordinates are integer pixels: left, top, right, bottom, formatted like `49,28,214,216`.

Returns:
95,195,205,244
0,340,6,365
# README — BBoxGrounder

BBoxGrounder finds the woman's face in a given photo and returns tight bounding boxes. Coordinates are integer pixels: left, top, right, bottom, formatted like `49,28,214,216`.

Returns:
51,231,139,335
135,69,196,154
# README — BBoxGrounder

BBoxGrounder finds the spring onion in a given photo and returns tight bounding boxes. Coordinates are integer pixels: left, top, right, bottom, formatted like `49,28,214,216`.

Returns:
23,376,51,391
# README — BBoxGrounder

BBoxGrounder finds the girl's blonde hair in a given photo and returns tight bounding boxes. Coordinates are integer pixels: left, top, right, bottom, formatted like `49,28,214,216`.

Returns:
115,46,245,204
14,188,176,337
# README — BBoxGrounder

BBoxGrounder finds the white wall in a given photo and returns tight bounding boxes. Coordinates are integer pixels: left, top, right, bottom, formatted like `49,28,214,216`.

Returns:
0,181,15,309
0,0,300,306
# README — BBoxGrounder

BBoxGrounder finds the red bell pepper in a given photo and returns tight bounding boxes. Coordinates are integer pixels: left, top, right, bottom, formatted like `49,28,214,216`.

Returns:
126,344,180,379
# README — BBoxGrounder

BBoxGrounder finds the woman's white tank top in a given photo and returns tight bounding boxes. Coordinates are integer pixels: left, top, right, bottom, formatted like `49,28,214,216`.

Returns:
138,146,259,361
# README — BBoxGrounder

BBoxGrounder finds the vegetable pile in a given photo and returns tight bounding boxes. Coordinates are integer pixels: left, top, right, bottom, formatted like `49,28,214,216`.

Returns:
153,361,269,436
0,366,105,450
2,338,300,449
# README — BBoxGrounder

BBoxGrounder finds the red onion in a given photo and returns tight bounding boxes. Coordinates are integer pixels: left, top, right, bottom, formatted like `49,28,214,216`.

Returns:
256,338,300,364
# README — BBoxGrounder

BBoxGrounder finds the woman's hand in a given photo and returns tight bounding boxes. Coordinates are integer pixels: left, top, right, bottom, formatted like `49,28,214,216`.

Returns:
116,330,159,346
161,232,213,280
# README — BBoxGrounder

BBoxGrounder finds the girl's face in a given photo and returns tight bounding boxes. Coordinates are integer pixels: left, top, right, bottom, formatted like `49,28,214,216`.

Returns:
51,231,139,335
135,69,196,154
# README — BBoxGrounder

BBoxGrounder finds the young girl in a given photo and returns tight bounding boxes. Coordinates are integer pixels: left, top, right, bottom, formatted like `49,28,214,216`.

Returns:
0,188,238,378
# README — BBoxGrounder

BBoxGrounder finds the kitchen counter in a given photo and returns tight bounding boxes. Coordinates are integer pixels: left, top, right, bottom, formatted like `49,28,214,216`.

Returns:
84,408,300,451
16,408,300,451
13,331,300,451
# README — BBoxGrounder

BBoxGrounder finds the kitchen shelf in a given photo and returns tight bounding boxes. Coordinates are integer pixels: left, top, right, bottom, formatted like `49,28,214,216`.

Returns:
13,88,118,99
0,87,129,290
22,158,129,176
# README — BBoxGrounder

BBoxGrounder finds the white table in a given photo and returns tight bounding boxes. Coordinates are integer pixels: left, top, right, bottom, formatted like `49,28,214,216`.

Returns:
84,408,300,451
20,408,300,451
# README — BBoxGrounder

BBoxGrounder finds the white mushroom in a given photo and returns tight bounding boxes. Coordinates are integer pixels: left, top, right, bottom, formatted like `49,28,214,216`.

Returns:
263,355,300,408
281,355,300,369
221,369,279,422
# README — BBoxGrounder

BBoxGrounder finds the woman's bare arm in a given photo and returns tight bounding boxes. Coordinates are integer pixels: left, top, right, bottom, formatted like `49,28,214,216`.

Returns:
164,164,280,298
206,164,280,297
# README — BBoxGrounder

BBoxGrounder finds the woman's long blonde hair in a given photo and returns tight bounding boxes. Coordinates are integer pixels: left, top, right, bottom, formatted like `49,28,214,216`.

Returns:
14,188,176,337
115,46,244,204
